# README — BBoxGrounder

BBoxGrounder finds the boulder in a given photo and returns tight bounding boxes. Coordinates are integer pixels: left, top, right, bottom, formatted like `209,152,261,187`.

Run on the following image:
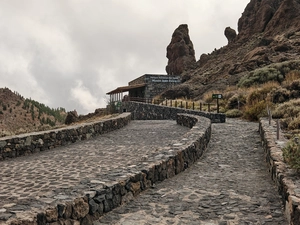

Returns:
65,110,78,125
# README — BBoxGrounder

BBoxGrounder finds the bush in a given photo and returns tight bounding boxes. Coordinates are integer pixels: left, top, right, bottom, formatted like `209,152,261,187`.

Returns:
270,87,290,103
238,67,283,87
273,99,300,119
226,93,247,110
283,136,300,170
243,100,269,121
226,109,243,118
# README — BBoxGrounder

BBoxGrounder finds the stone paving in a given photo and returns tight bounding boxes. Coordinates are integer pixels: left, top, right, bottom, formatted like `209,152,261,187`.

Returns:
0,120,190,223
97,119,288,225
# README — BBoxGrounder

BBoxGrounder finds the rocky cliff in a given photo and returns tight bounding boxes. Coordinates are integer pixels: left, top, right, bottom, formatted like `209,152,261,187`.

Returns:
161,0,300,100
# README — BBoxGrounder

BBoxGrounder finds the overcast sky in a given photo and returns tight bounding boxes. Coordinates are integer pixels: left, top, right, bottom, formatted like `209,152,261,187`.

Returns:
0,0,250,114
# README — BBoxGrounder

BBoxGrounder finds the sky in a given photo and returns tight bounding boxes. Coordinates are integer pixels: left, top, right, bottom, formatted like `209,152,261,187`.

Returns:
0,0,250,115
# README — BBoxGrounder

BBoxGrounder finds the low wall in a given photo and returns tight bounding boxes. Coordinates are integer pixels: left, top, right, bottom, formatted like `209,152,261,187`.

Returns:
6,113,211,225
259,118,300,225
0,113,132,161
122,101,226,123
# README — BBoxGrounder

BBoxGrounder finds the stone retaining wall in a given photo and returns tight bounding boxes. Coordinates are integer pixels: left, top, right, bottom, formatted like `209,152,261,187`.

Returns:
0,113,132,161
6,113,211,225
259,118,300,225
122,101,226,123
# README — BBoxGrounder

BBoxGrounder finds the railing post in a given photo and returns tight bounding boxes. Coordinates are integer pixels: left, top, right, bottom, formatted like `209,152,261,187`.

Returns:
170,100,172,107
181,101,183,108
175,100,177,108
200,102,202,111
208,103,210,112
192,102,195,110
186,101,188,109
277,119,280,140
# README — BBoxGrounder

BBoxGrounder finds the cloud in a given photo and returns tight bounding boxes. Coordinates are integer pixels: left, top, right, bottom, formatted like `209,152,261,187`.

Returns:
0,0,250,114
70,80,104,114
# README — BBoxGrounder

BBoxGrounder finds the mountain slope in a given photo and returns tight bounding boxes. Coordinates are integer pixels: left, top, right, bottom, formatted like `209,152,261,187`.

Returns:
162,0,300,100
0,88,66,137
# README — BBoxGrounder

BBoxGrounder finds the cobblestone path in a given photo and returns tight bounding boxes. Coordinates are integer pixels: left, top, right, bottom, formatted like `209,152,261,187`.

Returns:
0,121,190,221
97,119,288,225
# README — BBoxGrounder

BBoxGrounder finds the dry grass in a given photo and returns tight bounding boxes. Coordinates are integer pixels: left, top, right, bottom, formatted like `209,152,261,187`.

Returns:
283,70,300,85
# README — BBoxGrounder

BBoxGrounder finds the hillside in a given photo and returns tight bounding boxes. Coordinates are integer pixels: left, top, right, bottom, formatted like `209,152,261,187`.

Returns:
0,87,67,137
162,0,300,100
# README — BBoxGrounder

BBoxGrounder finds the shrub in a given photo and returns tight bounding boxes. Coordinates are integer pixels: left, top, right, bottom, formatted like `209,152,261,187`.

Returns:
283,136,300,170
226,93,246,109
288,116,300,130
270,87,290,103
238,67,283,87
226,109,243,118
273,99,300,119
243,100,269,121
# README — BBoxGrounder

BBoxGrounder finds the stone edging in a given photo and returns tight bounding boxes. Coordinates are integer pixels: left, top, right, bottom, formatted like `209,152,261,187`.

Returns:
259,118,300,225
6,113,211,225
0,113,132,161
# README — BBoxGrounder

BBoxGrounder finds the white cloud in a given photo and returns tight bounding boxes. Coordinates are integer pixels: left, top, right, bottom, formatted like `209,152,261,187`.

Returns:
70,80,104,114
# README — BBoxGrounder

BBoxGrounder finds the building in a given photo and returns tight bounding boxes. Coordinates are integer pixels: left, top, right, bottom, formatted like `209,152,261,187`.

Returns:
106,74,181,103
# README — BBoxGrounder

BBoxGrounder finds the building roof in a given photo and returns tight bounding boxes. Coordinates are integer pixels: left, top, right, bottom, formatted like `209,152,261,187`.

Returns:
106,83,146,95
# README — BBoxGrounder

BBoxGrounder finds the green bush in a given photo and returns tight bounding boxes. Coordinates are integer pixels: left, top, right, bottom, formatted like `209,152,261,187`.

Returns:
238,68,283,87
283,136,300,170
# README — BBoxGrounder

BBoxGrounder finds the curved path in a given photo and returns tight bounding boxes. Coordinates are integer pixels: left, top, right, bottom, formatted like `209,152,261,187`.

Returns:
97,119,288,224
0,120,190,223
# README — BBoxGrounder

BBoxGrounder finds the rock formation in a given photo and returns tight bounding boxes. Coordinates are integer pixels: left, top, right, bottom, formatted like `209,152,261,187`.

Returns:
224,27,237,44
65,110,79,125
159,0,300,101
166,24,196,76
238,0,300,39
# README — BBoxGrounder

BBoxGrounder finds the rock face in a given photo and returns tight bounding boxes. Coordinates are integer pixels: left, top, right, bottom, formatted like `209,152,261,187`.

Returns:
159,0,300,102
238,0,300,39
224,27,237,44
166,24,196,76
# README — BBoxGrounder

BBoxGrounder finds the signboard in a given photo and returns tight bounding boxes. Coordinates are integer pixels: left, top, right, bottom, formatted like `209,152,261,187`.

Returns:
212,94,223,99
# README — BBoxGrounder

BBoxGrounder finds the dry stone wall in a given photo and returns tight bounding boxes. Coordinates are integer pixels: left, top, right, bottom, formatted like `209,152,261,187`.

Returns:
259,118,300,225
0,113,131,161
122,101,226,123
5,113,211,225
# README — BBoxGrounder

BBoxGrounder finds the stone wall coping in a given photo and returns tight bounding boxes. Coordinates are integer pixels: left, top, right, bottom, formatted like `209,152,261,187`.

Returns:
259,118,300,224
0,113,132,161
5,113,212,225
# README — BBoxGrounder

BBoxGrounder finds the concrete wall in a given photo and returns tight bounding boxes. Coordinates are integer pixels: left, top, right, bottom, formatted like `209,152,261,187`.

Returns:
259,118,300,224
6,113,212,225
0,113,131,161
122,101,226,123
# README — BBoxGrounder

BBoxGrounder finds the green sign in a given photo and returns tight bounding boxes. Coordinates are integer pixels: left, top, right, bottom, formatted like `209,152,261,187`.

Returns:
212,94,223,99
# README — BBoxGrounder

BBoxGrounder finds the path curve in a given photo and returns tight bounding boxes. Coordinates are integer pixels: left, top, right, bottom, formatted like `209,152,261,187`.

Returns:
97,119,288,225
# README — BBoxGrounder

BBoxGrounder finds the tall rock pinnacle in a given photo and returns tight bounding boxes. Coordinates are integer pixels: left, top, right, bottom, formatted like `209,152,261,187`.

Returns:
166,24,196,76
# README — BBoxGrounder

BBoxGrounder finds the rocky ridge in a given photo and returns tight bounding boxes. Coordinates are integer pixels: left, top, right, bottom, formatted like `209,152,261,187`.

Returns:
162,0,300,100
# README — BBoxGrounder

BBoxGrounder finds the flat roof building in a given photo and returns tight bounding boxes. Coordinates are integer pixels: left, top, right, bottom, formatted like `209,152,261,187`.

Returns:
106,74,181,103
